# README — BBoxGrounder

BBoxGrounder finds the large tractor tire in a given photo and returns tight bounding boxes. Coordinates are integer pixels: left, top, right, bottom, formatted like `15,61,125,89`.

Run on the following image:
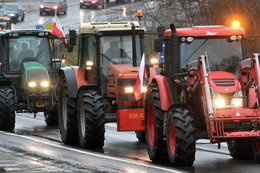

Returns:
45,109,58,126
58,77,79,145
166,107,196,166
227,138,254,160
145,83,168,163
135,130,145,143
78,90,105,149
0,86,16,131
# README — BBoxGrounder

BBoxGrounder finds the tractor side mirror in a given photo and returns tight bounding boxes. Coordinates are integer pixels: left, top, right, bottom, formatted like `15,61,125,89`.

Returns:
154,39,162,52
157,26,165,38
69,30,76,46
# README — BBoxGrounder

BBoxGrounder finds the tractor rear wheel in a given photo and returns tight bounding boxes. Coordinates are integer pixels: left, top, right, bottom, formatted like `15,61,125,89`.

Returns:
135,130,145,143
58,77,79,145
78,90,105,149
45,109,58,126
145,83,168,163
0,86,16,131
166,107,196,166
227,138,254,160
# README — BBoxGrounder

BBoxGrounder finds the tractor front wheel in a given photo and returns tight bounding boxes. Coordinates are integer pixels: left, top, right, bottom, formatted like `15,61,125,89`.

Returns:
145,83,168,162
58,77,79,145
77,90,105,149
227,138,253,160
0,86,16,131
166,107,196,166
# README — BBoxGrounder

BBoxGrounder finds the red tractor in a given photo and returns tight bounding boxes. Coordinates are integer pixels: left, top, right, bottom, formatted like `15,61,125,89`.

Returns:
145,24,260,166
58,21,156,148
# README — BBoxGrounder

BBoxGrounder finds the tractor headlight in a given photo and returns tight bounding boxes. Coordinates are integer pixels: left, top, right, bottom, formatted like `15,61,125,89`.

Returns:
141,86,147,93
40,81,49,88
28,81,37,88
231,91,243,107
150,58,158,67
213,98,226,109
231,98,243,107
125,87,134,94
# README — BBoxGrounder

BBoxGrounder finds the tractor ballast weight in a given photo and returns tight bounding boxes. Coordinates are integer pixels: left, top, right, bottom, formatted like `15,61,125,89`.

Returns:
58,21,157,147
145,24,260,166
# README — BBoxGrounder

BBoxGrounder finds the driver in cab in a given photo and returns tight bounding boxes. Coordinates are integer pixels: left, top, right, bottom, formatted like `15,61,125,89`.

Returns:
18,43,34,60
104,41,129,61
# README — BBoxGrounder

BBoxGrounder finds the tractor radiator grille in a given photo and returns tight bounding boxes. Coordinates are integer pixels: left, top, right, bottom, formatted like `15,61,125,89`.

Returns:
212,78,235,87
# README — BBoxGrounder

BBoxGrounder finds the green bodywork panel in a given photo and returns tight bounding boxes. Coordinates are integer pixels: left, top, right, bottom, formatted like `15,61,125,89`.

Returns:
22,61,50,93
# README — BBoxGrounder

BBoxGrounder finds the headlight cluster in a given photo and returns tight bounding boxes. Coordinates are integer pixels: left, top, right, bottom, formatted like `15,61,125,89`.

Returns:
124,86,147,94
213,91,243,109
28,81,49,88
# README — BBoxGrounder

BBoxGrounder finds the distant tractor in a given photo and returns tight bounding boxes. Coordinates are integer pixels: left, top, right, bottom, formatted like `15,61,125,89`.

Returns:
58,21,157,148
0,29,63,131
145,24,260,166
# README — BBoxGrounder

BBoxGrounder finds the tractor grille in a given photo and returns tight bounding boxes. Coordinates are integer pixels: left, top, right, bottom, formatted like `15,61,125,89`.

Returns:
212,78,235,87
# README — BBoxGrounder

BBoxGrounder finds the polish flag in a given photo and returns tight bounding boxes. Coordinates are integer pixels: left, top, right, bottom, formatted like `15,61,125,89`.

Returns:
51,15,68,48
134,54,145,101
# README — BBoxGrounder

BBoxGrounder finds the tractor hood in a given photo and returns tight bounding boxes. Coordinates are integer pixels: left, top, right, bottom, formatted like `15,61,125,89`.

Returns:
108,64,139,78
209,71,241,94
22,61,50,92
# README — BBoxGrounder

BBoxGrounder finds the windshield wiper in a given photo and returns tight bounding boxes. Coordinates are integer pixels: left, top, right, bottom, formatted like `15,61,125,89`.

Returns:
184,39,209,64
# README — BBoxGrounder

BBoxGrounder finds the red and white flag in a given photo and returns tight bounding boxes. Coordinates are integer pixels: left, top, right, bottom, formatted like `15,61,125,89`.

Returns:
134,54,145,101
51,15,68,48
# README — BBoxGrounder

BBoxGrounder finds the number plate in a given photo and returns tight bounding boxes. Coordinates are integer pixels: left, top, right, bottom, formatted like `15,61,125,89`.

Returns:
45,9,51,11
84,2,90,5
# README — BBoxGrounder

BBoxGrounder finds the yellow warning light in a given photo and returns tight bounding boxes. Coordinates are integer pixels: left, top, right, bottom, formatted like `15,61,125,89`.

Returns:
137,10,142,17
231,20,240,28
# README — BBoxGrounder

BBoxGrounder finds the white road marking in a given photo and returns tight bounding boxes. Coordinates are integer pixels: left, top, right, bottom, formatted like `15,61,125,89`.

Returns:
0,131,183,173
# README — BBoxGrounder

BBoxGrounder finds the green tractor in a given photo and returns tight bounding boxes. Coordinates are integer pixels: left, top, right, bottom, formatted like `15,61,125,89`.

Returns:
0,29,64,131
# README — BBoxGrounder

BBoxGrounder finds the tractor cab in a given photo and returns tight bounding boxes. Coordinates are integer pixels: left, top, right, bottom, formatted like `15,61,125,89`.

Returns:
76,22,144,98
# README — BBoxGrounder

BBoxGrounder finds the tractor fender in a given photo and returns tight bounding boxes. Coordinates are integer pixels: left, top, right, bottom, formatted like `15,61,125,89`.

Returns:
152,75,171,111
59,66,79,99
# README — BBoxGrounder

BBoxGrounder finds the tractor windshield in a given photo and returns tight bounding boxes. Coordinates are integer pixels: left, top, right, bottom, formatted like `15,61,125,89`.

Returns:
100,35,142,66
8,36,51,72
181,38,243,73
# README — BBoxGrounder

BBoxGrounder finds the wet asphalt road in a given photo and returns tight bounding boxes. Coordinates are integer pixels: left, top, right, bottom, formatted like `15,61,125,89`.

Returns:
0,113,259,173
0,1,259,173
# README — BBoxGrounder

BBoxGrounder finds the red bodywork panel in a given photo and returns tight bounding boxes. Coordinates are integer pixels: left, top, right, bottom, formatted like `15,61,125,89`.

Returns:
153,75,171,111
208,71,241,94
107,64,140,107
72,67,87,89
117,108,144,131
164,26,245,37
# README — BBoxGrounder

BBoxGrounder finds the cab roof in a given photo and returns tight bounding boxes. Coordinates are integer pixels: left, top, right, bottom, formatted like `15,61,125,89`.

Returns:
164,25,246,37
79,21,145,34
